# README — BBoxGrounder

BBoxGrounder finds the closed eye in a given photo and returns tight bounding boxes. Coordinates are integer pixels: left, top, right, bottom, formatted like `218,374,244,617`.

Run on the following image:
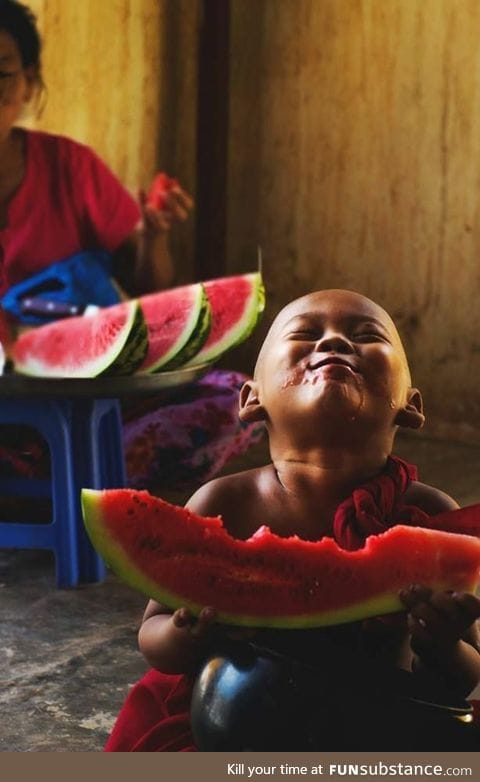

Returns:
287,331,320,341
352,331,390,343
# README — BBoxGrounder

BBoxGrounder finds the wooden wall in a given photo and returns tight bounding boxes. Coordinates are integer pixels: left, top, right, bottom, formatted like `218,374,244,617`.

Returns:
227,0,480,439
26,0,199,280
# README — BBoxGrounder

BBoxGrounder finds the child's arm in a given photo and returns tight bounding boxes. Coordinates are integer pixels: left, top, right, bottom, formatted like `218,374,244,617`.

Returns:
400,585,480,696
137,478,234,674
138,600,217,675
138,474,262,674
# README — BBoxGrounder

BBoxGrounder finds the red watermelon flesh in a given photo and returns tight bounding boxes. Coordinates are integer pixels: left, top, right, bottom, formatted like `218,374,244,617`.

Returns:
12,300,146,378
81,488,480,629
185,272,265,366
146,173,179,211
137,283,211,373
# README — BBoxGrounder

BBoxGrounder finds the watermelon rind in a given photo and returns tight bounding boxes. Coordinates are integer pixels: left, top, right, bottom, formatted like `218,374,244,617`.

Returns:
81,489,480,629
12,300,146,378
185,272,266,367
105,303,148,376
161,288,211,370
139,284,212,374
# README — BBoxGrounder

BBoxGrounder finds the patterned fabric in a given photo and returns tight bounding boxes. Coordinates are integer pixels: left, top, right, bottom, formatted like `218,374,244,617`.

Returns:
123,369,265,490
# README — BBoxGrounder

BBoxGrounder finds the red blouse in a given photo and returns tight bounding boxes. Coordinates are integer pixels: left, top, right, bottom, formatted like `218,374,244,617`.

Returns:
0,129,141,295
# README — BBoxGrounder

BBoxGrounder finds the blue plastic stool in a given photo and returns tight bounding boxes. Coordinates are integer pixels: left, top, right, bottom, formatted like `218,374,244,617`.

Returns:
0,397,126,587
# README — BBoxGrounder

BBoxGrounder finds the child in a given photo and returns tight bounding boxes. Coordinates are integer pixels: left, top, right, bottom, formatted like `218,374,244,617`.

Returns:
105,289,480,751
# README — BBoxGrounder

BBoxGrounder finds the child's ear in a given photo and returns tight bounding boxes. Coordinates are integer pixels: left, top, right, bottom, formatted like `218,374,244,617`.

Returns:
395,388,425,430
238,380,267,423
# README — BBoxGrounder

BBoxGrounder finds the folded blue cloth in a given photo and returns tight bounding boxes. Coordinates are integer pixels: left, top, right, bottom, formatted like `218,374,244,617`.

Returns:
0,251,122,324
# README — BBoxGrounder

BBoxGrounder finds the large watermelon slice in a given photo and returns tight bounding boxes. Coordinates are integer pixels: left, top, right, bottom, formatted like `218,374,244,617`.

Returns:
81,489,480,629
12,300,147,378
137,283,211,373
185,272,265,366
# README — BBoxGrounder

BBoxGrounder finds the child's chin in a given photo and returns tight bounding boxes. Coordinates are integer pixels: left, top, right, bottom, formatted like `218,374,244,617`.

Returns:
307,378,364,409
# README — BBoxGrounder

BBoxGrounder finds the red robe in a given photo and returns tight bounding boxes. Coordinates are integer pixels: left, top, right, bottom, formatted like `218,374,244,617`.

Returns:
105,456,480,752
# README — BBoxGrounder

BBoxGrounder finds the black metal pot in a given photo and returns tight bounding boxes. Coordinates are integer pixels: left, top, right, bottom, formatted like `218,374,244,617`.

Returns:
190,643,297,751
190,641,479,752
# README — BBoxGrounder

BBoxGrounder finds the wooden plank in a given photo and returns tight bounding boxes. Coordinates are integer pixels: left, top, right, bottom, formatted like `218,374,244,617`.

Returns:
194,0,230,280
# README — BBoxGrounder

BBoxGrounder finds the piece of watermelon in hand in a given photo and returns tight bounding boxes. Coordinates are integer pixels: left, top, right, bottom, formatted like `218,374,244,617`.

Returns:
81,488,480,629
146,172,180,211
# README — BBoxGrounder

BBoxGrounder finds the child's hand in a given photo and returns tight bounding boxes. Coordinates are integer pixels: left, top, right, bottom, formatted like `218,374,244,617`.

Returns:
171,606,217,640
138,603,217,674
399,584,480,657
173,608,256,645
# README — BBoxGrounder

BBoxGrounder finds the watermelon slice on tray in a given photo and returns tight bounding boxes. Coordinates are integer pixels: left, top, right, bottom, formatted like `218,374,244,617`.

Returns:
137,283,211,373
11,300,147,378
10,272,265,379
81,488,480,629
185,272,265,366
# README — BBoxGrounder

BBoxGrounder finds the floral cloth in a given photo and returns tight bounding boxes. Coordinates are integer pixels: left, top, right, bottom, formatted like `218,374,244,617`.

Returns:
122,369,265,490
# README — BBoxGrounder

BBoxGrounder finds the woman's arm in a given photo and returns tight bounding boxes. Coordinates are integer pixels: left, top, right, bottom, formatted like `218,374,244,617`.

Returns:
112,185,193,296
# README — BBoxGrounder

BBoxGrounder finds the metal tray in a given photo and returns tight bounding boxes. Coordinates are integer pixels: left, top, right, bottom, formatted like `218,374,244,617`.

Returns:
0,363,211,399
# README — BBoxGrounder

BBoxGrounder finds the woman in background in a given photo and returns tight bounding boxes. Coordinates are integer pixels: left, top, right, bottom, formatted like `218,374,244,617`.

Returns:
0,0,264,498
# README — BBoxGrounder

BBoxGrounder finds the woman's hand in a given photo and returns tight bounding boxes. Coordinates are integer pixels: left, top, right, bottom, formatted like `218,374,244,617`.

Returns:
139,174,194,238
127,175,194,293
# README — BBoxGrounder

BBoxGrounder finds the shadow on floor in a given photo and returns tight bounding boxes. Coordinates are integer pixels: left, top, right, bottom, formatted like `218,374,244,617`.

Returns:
2,432,480,750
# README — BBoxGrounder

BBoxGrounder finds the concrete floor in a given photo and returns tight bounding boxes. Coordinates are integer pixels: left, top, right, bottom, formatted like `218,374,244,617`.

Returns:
2,431,480,752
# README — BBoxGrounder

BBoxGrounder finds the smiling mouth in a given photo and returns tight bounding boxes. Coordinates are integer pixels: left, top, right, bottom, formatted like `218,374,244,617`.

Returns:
309,357,359,373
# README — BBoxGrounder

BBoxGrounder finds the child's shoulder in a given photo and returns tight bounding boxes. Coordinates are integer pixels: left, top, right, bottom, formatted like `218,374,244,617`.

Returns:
186,464,276,538
402,479,460,515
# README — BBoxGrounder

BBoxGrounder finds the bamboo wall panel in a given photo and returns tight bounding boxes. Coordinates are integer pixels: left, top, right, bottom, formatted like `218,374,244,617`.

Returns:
25,0,199,279
228,0,480,434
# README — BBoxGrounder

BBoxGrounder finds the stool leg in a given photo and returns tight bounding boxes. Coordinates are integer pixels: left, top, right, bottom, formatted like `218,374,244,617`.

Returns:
70,398,126,583
48,402,80,587
45,402,81,587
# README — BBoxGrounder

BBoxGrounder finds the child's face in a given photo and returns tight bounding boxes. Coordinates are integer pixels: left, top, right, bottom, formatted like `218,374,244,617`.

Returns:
0,30,35,135
245,290,419,443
